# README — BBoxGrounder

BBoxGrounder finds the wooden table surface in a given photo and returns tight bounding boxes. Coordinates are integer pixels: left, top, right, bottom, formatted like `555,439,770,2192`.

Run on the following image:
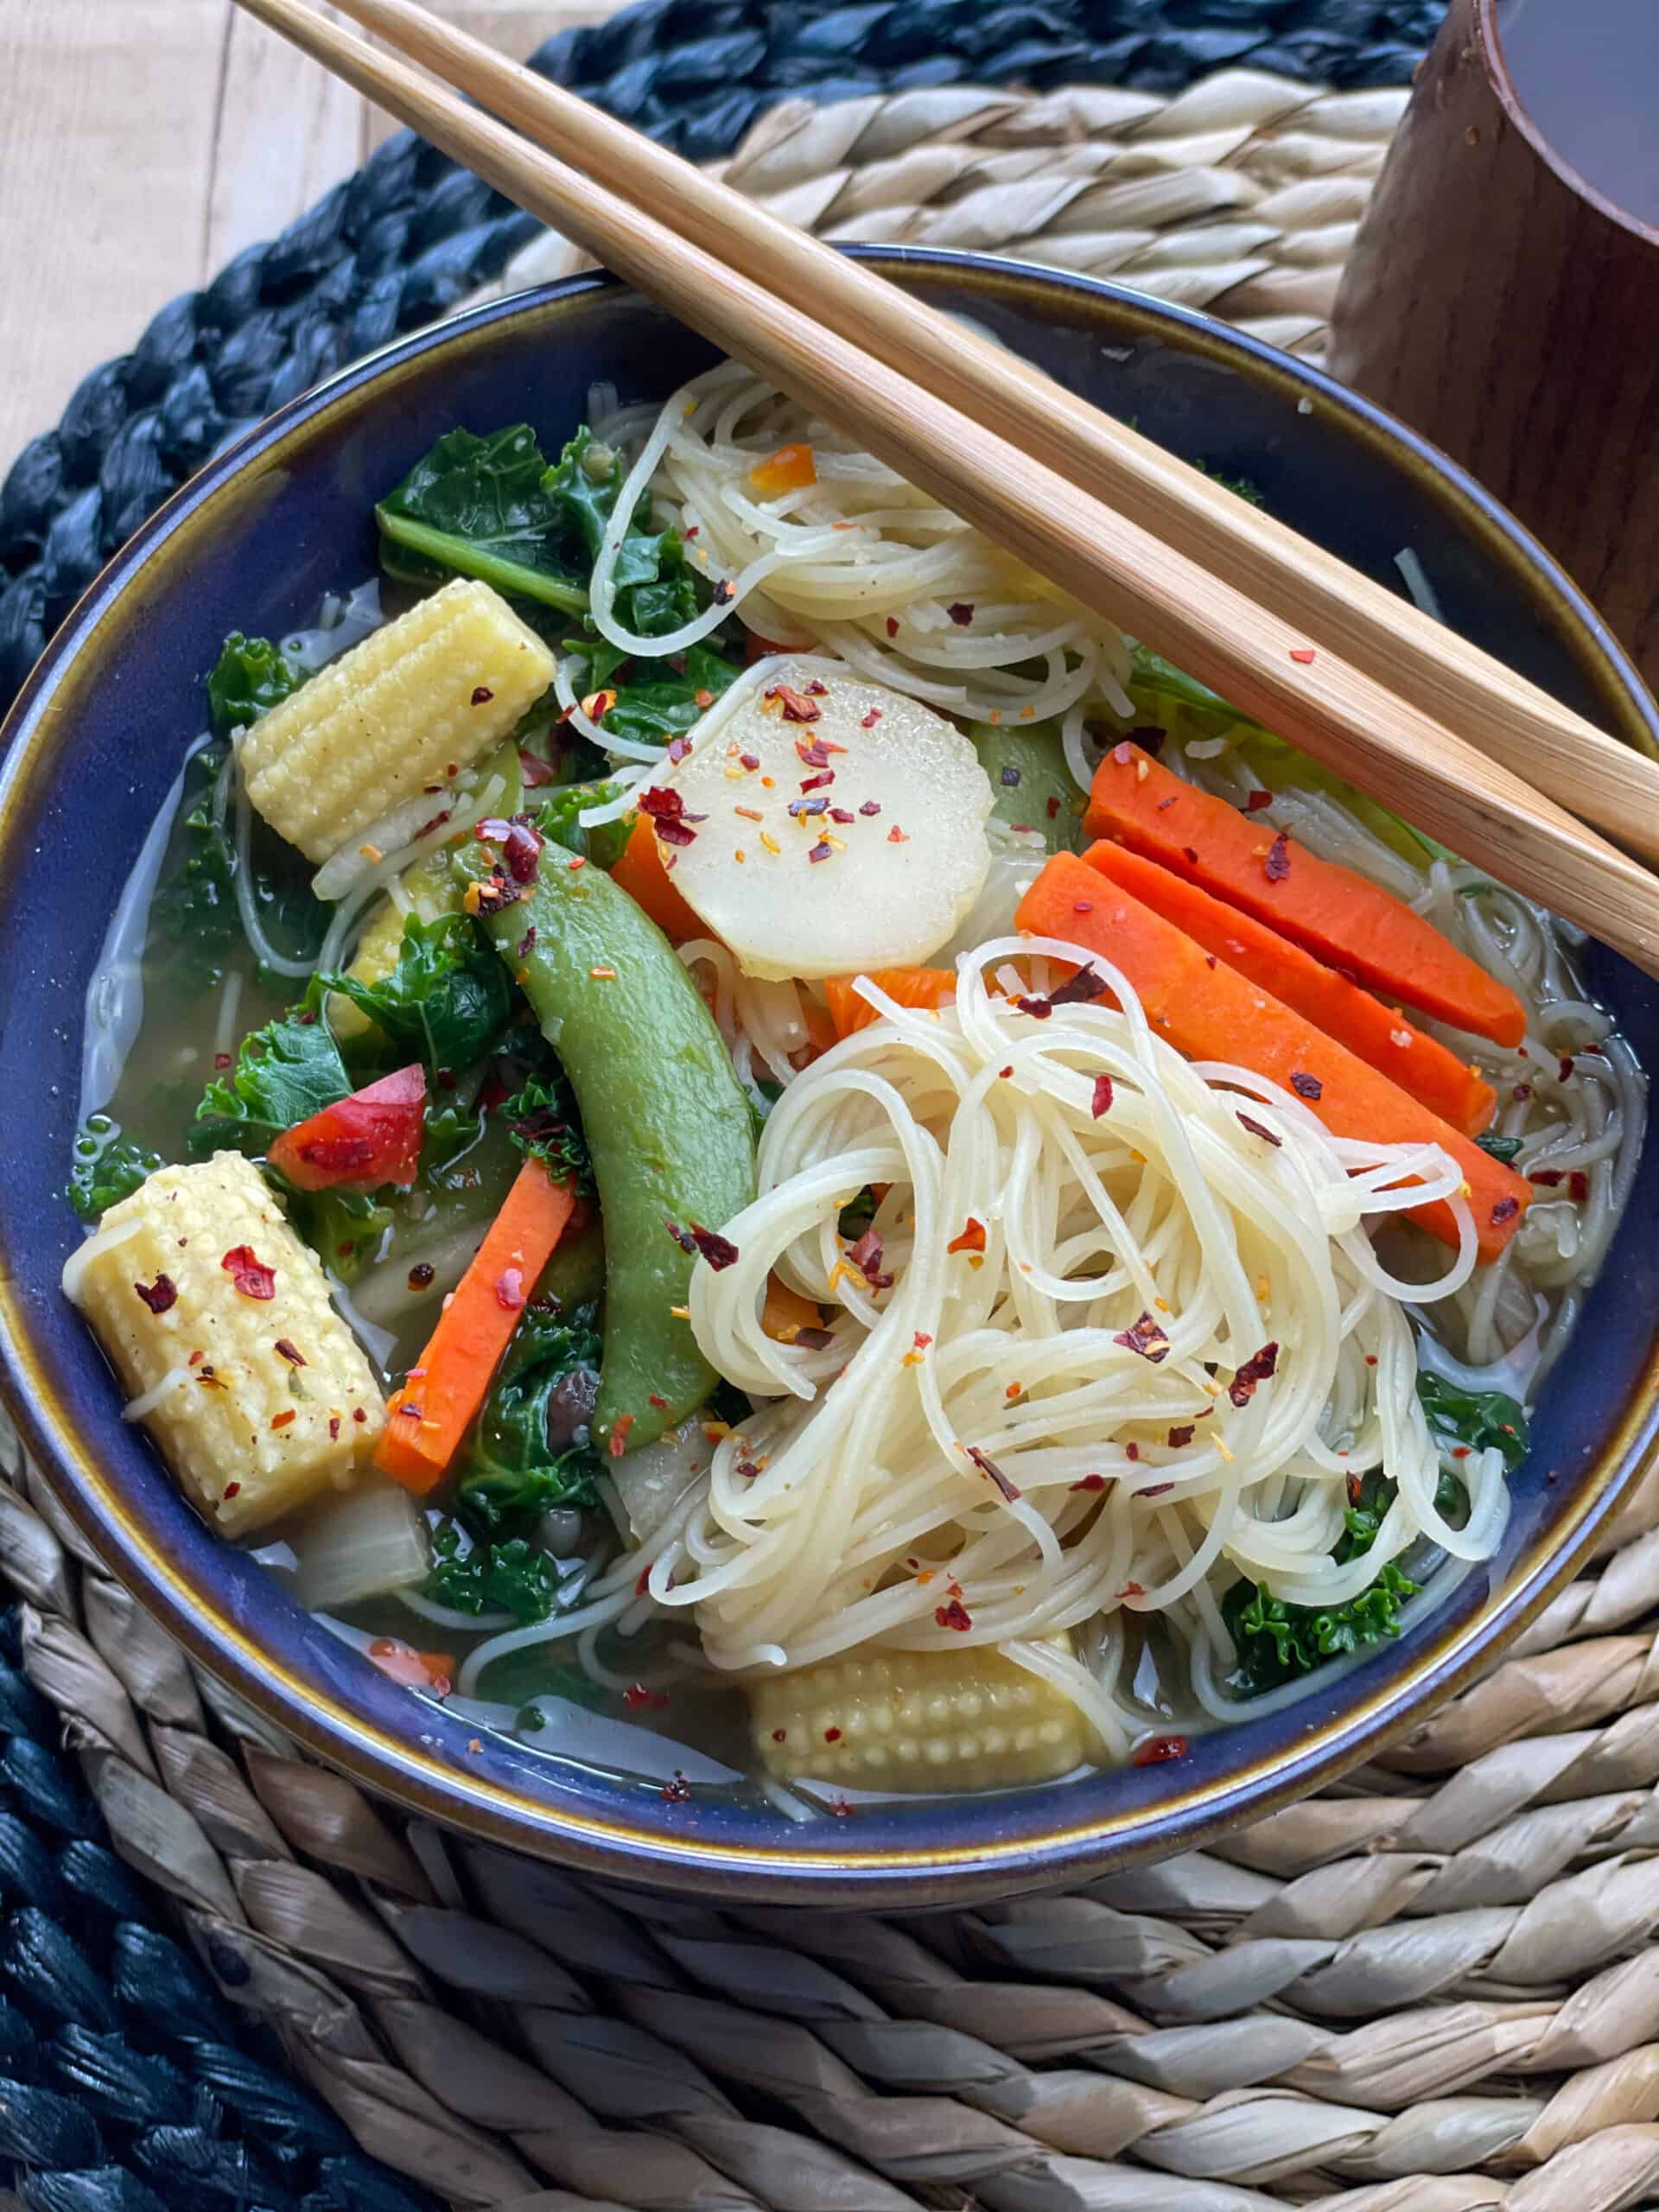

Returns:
1,2,607,468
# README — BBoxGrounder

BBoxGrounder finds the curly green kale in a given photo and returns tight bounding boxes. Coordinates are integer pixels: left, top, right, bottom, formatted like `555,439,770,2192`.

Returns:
319,912,513,1078
206,632,298,736
426,1525,563,1625
531,783,633,872
189,978,351,1159
454,1300,604,1540
1417,1371,1530,1474
68,1116,162,1224
502,1071,592,1195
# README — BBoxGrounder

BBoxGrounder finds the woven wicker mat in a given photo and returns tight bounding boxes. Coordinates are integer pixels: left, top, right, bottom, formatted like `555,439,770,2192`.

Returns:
11,13,1659,2212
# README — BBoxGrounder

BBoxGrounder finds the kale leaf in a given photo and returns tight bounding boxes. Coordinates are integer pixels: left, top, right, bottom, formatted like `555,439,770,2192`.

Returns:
68,1116,162,1224
503,1070,592,1194
1476,1131,1523,1164
1417,1371,1530,1474
206,633,299,737
320,912,513,1077
426,1526,563,1625
272,1179,396,1282
1223,1561,1420,1695
189,978,352,1158
376,425,590,614
532,783,633,871
1193,459,1265,507
149,744,238,983
455,1300,604,1537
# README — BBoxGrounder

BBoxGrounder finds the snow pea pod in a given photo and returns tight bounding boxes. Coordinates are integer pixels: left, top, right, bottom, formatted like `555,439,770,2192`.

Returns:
454,839,755,1452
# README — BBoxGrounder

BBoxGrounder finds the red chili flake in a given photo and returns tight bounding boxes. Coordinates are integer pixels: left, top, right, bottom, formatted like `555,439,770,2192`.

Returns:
213,1051,232,1071
1229,1341,1280,1408
664,1219,697,1255
1167,1424,1196,1447
861,709,882,729
274,1338,305,1367
353,1408,367,1423
998,1065,1014,1079
518,750,558,789
799,770,835,793
1205,954,1217,970
623,1683,652,1709
1264,830,1292,882
1156,796,1178,812
772,1729,786,1743
221,1246,276,1300
269,1409,296,1432
788,796,830,821
1288,646,1315,664
1512,1084,1533,1102
766,683,822,723
646,1394,671,1413
1119,1581,1146,1599
946,1217,987,1255
1091,1074,1115,1119
327,1416,341,1440
912,1332,933,1351
885,616,899,639
639,785,684,821
1491,1195,1520,1225
1289,1071,1323,1102
494,1268,525,1312
1114,1311,1172,1363
1125,1442,1140,1462
690,1223,741,1270
712,580,735,607
657,818,697,848
1133,1734,1189,1765
1570,1170,1590,1202
1182,845,1199,865
1451,1446,1471,1462
846,1226,893,1288
1245,789,1274,812
887,825,909,843
946,602,975,627
934,1598,973,1631
823,1726,842,1742
793,1326,836,1351
829,807,855,825
1558,1055,1575,1083
609,1414,636,1461
1029,963,1110,1015
661,1774,692,1801
804,679,829,696
476,816,545,883
1237,1112,1281,1147
828,1797,855,1818
224,1482,241,1499
471,870,521,915
1071,1474,1107,1492
966,1443,1021,1503
133,1274,178,1314
471,684,494,705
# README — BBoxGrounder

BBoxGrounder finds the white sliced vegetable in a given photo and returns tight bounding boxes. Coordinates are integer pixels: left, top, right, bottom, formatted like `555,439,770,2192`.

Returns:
290,1480,431,1611
607,1415,712,1545
932,817,1048,969
657,655,993,981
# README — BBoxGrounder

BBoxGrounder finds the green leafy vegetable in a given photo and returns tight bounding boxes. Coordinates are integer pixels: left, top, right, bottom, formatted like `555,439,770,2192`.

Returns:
426,1525,564,1625
68,1116,162,1224
1417,1371,1530,1474
455,1300,604,1538
589,641,742,747
149,744,238,985
206,633,299,737
503,1071,592,1194
320,912,513,1078
532,783,633,872
1223,1560,1420,1695
189,978,351,1158
376,425,590,614
1193,459,1265,507
273,1179,395,1282
1476,1131,1523,1164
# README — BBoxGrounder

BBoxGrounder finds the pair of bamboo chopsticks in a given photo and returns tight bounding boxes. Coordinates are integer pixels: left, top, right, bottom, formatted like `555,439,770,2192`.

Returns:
240,0,1659,980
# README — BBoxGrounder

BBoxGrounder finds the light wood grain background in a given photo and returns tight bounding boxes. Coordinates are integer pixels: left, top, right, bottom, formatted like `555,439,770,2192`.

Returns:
0,2,608,468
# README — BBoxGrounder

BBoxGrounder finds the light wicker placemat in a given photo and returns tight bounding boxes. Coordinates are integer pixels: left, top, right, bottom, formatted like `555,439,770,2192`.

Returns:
13,73,1659,2212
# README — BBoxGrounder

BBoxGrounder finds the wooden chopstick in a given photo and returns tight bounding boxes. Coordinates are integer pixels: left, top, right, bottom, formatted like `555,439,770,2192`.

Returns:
332,0,1659,875
235,0,1659,982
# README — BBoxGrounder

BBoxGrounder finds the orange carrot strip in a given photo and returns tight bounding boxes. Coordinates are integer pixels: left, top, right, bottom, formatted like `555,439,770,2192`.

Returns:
1081,842,1497,1137
1084,743,1527,1047
824,967,957,1039
376,1159,577,1493
1017,853,1529,1260
762,1275,824,1343
611,813,707,944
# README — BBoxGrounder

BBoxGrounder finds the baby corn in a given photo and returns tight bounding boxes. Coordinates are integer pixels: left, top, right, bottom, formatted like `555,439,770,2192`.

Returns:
328,850,457,1042
751,1641,1090,1792
241,577,554,862
65,1154,385,1537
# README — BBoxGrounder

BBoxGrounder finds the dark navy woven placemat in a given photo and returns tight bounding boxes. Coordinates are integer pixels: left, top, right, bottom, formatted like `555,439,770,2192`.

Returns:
0,6,1433,2206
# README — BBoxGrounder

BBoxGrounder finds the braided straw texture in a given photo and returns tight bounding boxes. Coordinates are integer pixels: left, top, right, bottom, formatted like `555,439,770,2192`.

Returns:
496,72,1408,365
6,1370,1659,2209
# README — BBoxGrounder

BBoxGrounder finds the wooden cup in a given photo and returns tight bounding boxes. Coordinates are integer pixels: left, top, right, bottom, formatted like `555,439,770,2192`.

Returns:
1328,0,1659,691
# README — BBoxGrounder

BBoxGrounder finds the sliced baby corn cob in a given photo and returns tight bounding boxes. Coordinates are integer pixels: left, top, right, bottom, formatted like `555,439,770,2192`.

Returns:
751,1639,1090,1791
241,577,554,862
64,1153,385,1538
328,850,458,1042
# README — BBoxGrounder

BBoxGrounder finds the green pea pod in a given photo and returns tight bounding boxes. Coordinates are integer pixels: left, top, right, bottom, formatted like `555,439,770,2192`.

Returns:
456,841,756,1451
971,721,1080,854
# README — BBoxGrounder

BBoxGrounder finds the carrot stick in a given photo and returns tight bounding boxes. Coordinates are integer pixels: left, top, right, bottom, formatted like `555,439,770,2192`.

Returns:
376,1157,577,1493
1017,852,1529,1259
1084,742,1527,1047
762,1274,824,1343
824,967,957,1039
611,813,707,944
1081,842,1497,1137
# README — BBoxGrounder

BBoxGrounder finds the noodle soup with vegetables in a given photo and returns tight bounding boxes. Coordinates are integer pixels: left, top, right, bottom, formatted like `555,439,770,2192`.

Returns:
62,362,1646,1813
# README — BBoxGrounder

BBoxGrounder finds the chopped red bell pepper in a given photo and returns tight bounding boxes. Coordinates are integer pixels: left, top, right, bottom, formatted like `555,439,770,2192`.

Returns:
268,1064,427,1192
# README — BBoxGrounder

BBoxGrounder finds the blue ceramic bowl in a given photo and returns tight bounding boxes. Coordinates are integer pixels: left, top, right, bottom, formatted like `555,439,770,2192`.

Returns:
3,254,1656,1906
